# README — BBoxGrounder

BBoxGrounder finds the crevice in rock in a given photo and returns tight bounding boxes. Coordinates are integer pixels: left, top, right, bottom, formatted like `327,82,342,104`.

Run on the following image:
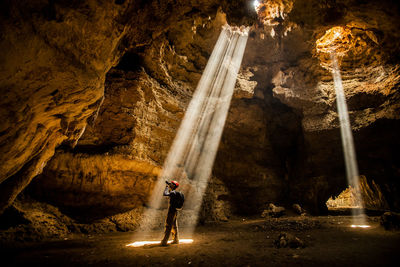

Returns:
114,50,145,72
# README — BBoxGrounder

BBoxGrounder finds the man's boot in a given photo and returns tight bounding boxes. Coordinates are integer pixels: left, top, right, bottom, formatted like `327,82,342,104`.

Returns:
160,232,169,246
160,238,168,246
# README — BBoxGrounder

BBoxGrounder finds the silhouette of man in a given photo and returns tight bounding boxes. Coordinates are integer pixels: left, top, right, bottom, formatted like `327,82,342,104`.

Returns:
160,180,182,246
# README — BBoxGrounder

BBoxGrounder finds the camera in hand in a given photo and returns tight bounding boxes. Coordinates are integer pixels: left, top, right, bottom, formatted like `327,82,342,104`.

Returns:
165,180,171,185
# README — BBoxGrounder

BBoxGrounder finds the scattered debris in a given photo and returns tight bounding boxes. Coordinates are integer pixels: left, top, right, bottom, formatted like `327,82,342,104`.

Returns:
380,212,400,230
261,203,285,218
255,218,321,232
274,232,305,248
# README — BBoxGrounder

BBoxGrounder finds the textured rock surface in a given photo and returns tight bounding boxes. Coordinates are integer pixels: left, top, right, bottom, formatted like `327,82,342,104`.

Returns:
282,0,400,213
0,0,256,214
32,9,298,217
29,152,160,217
27,0,400,217
27,11,227,218
0,0,130,213
242,0,400,213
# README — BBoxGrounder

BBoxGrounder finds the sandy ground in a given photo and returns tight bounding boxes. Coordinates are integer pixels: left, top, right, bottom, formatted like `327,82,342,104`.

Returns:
2,215,400,266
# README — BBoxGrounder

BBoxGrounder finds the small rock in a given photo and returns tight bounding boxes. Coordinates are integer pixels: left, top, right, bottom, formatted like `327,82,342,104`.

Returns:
279,238,287,247
261,203,285,218
274,232,305,248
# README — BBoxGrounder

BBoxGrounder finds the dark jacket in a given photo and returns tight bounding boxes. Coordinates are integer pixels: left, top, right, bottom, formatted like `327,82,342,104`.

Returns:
163,186,181,210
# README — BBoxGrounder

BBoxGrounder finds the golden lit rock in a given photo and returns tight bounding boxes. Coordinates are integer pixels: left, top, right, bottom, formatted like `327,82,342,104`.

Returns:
256,0,294,25
316,26,353,56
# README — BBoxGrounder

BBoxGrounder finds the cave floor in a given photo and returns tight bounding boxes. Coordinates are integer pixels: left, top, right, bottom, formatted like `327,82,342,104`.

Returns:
2,216,400,266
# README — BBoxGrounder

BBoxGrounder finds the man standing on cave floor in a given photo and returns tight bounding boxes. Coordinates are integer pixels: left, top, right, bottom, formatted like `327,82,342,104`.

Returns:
160,180,184,246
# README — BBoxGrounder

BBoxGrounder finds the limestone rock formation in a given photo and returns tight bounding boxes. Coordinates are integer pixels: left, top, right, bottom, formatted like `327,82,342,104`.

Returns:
0,0,129,214
1,0,400,238
27,10,227,218
246,0,400,213
0,0,255,214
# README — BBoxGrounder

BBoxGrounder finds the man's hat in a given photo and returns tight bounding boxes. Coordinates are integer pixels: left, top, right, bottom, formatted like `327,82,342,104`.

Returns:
170,180,179,188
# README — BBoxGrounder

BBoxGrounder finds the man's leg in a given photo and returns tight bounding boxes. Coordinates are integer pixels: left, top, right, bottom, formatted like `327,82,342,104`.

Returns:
171,211,179,244
161,209,175,245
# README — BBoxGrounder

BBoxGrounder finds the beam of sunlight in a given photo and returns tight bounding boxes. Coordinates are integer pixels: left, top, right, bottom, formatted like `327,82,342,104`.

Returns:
133,25,249,242
126,239,194,247
330,52,368,227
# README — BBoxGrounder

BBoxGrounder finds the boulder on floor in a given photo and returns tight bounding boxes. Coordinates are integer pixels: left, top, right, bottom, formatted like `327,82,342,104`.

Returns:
261,203,285,218
381,212,400,230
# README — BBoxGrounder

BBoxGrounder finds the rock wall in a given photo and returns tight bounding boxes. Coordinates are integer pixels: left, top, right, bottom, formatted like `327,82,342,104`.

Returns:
262,0,400,212
30,9,299,218
0,0,256,214
27,11,238,220
0,0,130,214
1,0,400,230
27,0,400,218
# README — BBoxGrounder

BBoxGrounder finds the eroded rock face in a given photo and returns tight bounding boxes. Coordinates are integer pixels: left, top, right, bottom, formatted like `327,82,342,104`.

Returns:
272,0,400,212
30,9,301,217
27,64,191,216
0,0,256,214
1,0,400,230
27,10,232,219
0,0,129,214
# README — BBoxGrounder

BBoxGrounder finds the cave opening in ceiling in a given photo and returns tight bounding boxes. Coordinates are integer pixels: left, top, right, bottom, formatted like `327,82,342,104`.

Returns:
255,0,292,25
253,0,260,11
131,24,249,244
